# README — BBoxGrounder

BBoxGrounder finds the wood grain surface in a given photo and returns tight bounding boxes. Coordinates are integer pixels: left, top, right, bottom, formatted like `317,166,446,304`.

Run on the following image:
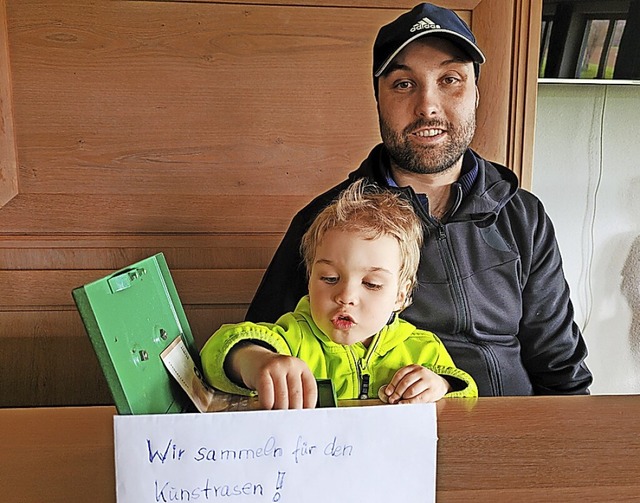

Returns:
1,395,638,502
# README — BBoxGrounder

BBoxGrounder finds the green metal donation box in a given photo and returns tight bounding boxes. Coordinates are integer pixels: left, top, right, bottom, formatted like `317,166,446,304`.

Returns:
72,253,198,415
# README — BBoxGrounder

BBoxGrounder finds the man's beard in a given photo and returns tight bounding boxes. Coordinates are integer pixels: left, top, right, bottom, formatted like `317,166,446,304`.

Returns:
379,113,476,175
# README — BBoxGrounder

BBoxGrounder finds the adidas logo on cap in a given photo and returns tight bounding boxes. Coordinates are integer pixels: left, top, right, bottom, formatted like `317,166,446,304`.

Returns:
410,17,440,33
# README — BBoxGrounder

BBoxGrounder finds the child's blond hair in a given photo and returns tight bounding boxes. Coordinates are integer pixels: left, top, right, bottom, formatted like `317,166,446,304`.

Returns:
301,179,423,310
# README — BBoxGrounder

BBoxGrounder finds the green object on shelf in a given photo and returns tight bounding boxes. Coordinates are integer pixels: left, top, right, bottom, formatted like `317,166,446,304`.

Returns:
72,253,198,415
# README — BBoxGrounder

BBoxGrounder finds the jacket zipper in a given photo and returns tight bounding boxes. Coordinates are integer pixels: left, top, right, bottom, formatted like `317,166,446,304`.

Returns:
407,185,468,333
350,335,380,399
436,225,502,393
436,224,469,333
359,372,370,400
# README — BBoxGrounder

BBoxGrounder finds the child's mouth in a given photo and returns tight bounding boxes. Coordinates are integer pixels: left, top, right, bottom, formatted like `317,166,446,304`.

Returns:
331,314,355,330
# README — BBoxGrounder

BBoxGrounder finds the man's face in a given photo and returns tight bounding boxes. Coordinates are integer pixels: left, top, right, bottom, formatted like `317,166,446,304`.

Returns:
377,37,478,175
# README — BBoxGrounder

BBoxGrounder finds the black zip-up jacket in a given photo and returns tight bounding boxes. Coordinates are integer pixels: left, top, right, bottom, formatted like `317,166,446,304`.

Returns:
246,145,593,396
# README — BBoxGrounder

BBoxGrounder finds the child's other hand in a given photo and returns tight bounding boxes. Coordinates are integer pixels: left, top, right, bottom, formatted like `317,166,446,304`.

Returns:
234,345,317,410
382,365,451,404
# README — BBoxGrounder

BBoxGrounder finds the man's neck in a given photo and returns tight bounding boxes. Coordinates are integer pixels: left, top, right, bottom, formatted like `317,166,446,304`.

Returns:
390,161,462,219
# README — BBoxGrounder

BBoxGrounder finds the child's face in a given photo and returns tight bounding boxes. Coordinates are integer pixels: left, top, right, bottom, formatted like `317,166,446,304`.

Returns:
308,229,409,347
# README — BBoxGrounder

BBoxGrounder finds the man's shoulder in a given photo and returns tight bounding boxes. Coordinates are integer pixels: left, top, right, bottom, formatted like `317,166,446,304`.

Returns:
475,152,543,210
291,145,386,223
302,180,351,212
287,181,349,232
291,175,375,227
475,153,517,185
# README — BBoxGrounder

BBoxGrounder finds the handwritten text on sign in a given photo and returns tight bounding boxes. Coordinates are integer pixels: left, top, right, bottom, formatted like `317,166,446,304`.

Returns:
114,404,437,502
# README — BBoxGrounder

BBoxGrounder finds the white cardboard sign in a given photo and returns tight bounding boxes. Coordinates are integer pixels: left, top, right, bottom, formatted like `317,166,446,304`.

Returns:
114,404,437,502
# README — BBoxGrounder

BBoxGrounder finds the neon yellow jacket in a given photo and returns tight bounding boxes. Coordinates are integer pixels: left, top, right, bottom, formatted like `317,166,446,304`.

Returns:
201,296,477,400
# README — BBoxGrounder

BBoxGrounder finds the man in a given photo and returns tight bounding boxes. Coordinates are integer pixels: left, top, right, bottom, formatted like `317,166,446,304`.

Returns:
246,3,593,396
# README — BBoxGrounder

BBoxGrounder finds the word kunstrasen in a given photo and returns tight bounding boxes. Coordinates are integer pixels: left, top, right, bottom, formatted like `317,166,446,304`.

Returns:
154,470,288,502
154,478,264,502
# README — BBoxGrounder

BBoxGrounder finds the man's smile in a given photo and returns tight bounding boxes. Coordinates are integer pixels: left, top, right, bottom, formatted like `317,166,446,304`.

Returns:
413,128,444,138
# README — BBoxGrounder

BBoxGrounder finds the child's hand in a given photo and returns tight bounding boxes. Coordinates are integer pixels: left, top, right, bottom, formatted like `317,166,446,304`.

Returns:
381,364,451,404
231,344,318,410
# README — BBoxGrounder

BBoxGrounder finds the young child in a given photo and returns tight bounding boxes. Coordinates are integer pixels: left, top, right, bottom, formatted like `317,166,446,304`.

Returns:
201,180,477,409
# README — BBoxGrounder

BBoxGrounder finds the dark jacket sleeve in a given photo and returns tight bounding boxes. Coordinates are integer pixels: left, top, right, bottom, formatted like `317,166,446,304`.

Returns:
517,199,593,394
245,211,310,323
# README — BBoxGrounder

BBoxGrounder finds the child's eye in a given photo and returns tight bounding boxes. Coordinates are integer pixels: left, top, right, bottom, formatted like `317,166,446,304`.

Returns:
363,281,383,290
320,276,338,285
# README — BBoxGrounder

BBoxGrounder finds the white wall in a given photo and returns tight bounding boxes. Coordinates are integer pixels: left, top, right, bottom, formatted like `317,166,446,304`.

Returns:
532,83,640,394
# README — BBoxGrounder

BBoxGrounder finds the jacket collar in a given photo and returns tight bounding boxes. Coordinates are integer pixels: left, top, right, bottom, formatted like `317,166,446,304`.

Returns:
293,295,415,355
348,144,519,226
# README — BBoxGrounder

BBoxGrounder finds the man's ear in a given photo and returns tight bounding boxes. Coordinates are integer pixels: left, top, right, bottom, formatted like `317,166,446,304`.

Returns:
475,85,480,109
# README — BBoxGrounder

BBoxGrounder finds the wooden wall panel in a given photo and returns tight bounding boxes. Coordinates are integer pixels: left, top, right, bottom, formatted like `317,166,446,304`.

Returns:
0,0,542,407
0,0,18,207
0,307,246,406
9,1,383,206
0,269,264,306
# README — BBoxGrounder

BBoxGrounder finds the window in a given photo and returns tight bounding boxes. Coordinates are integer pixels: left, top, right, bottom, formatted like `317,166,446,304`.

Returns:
576,17,626,79
540,0,638,82
539,18,554,77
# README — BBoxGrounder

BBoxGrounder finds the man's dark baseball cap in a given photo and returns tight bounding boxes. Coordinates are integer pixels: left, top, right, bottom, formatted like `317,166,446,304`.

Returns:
373,3,486,78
